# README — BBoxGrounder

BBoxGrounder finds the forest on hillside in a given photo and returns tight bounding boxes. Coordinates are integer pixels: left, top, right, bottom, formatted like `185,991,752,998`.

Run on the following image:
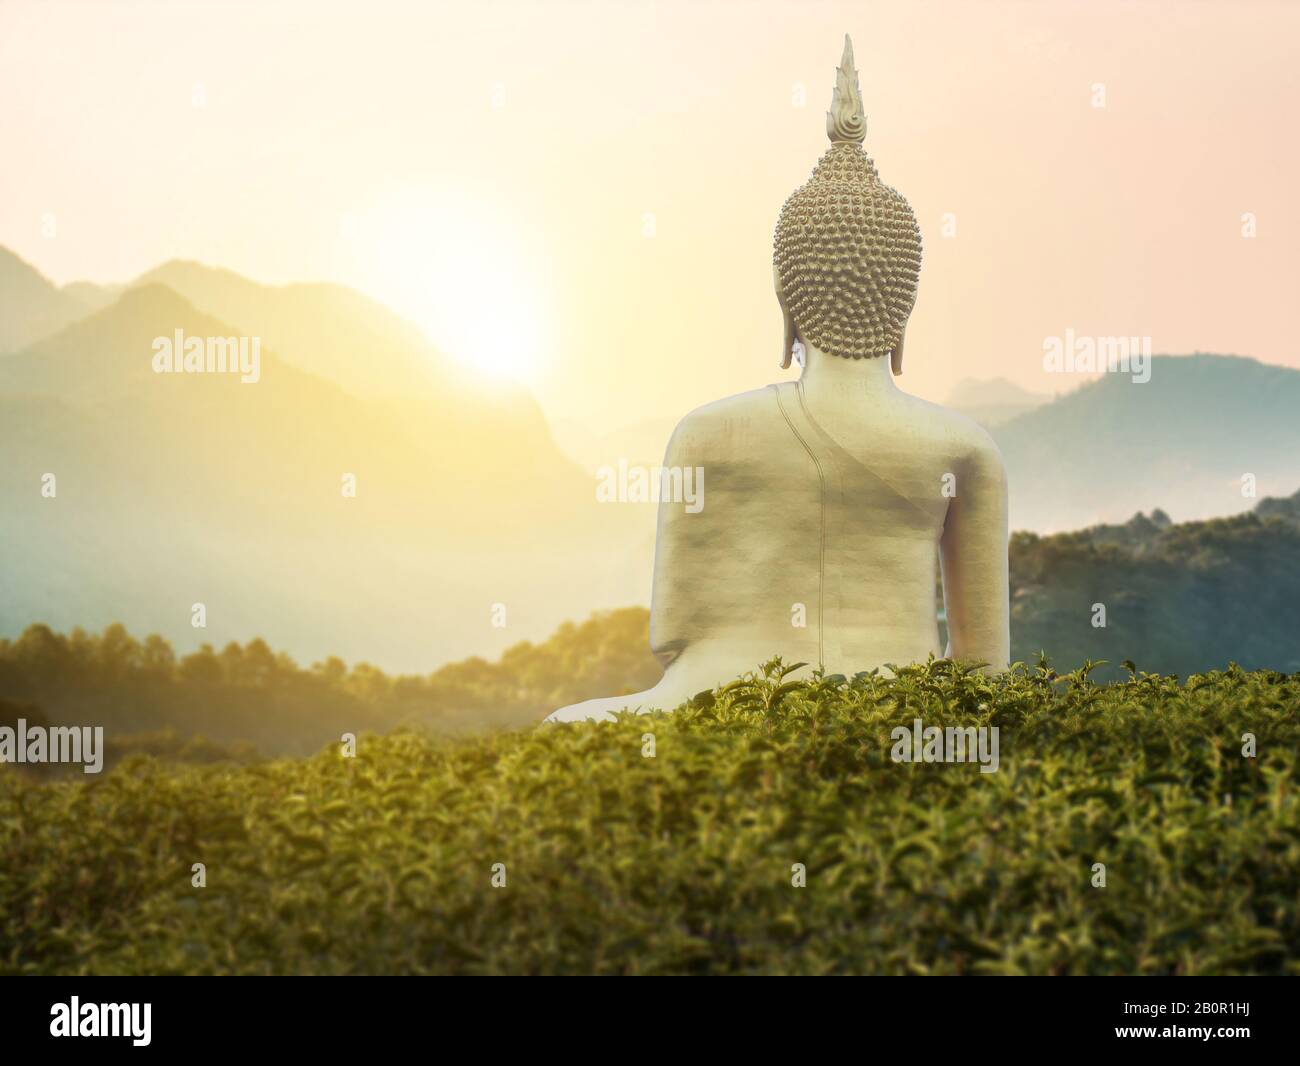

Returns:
1006,494,1300,679
2,491,1298,764
0,608,660,766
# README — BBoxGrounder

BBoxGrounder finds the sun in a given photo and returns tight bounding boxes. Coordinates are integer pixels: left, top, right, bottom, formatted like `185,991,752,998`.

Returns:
341,188,549,385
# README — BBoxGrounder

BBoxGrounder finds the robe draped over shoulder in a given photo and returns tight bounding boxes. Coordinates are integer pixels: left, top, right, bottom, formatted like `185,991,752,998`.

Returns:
649,382,946,695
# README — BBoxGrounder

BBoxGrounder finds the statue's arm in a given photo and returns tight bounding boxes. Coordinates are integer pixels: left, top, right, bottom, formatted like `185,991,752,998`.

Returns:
646,420,697,670
939,435,1010,670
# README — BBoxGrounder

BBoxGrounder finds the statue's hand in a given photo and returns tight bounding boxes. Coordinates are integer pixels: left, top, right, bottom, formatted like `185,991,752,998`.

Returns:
543,699,621,725
544,692,662,724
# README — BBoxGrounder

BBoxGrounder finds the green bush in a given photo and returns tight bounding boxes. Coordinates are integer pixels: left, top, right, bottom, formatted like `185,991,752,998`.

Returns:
2,659,1297,975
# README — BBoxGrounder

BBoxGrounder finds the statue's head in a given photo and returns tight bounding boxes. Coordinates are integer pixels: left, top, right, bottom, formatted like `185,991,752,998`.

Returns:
774,35,922,374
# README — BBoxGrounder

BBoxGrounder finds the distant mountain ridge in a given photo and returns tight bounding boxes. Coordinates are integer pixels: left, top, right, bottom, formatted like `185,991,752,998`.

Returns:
0,246,98,352
131,259,446,400
989,354,1300,532
944,376,1052,427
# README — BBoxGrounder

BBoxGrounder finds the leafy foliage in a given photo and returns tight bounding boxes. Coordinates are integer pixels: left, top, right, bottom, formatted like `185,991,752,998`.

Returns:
3,659,1296,975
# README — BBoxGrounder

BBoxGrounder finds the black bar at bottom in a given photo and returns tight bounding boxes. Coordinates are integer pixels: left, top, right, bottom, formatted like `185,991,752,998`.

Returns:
0,976,1289,1053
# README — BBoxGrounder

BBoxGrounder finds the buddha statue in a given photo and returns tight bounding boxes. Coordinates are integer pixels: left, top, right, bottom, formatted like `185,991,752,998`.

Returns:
547,35,1009,724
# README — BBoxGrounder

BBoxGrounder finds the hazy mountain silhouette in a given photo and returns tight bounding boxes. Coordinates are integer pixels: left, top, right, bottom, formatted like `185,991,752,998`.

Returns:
945,376,1051,427
0,247,97,352
130,259,448,400
60,280,124,312
0,279,643,670
991,355,1300,532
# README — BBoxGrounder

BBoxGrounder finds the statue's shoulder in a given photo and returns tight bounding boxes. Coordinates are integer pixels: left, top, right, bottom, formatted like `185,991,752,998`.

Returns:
900,394,1007,469
677,387,782,427
662,387,786,460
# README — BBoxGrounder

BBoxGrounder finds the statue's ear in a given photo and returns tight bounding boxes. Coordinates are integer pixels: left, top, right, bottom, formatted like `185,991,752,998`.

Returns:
781,307,798,369
774,264,796,369
890,325,906,376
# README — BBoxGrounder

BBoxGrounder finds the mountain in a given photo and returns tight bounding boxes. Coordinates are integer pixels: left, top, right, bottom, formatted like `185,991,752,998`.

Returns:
990,355,1300,532
131,259,450,400
0,247,95,352
944,376,1051,427
0,283,645,670
60,280,124,312
123,261,578,486
125,260,588,498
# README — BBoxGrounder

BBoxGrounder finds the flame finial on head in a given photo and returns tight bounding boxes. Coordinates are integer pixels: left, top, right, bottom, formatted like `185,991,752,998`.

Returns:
826,34,866,144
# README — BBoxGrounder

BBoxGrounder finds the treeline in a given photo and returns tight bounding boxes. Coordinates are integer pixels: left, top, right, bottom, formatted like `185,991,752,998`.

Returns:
3,494,1298,762
0,609,661,760
1008,502,1300,678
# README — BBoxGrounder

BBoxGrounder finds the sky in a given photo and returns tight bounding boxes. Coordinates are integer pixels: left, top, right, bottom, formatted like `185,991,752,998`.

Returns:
2,0,1297,433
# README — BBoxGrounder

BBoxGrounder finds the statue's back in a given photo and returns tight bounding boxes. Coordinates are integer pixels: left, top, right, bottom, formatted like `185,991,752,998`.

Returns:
649,381,985,697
